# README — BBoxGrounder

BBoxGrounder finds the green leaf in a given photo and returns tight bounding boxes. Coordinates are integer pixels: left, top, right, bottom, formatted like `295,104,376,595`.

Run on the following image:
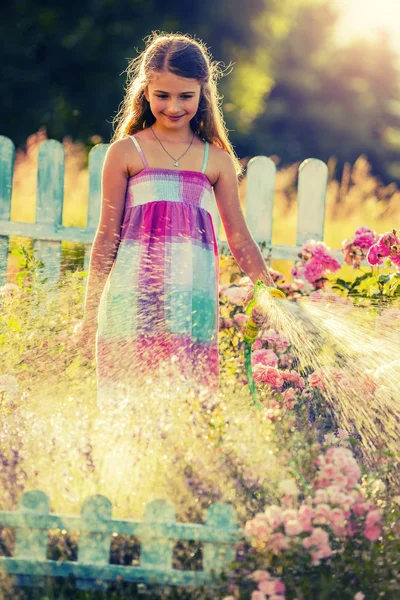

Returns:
333,278,351,290
377,273,391,284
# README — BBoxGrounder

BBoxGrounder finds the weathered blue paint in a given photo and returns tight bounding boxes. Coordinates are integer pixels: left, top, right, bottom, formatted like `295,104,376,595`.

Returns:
32,140,64,289
0,490,241,590
0,136,15,285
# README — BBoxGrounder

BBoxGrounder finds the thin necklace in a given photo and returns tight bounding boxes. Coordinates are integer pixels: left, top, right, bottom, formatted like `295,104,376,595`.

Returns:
151,126,195,168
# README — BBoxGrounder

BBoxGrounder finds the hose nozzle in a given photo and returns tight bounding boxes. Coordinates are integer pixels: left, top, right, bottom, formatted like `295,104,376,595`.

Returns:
243,280,285,344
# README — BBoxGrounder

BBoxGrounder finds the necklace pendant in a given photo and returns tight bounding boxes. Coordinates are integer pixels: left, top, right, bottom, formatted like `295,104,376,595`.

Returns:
173,161,179,167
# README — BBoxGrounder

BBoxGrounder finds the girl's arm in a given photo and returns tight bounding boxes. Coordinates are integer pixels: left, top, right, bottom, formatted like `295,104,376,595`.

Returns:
213,151,275,288
82,141,128,327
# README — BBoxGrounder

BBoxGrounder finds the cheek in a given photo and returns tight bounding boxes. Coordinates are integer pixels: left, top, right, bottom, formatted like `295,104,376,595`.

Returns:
149,97,164,113
187,98,200,114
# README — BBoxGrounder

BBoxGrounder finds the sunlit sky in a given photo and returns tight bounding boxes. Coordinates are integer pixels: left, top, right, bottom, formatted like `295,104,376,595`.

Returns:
334,0,400,53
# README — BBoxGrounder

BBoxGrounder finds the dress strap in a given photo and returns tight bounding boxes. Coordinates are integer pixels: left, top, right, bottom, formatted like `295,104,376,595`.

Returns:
129,135,149,169
200,141,210,174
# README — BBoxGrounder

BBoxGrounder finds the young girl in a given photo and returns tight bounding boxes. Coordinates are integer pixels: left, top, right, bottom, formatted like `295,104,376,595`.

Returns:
79,32,275,408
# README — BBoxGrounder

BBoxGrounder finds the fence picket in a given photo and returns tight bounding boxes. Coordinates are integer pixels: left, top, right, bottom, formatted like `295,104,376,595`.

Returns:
140,499,176,570
245,156,276,246
0,136,15,286
76,494,112,590
32,140,64,289
296,158,328,245
83,144,108,275
14,490,50,588
203,502,238,575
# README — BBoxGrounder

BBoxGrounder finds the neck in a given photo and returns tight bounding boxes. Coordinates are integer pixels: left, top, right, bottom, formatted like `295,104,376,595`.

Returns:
151,121,193,142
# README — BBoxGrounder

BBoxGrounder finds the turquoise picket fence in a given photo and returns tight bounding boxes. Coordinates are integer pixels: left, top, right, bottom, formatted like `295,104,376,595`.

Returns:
0,134,339,288
0,490,240,590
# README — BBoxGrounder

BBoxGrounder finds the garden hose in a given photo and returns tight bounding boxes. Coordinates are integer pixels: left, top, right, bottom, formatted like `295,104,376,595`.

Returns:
243,280,286,410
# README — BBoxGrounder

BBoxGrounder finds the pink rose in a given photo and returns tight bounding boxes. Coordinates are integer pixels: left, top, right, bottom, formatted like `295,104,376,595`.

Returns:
252,348,279,368
308,370,325,389
223,318,234,329
234,312,248,326
258,580,277,595
223,286,248,305
281,370,305,389
364,509,382,541
329,508,347,536
269,532,291,554
285,518,303,536
253,365,284,389
298,504,314,532
245,513,272,539
366,243,383,265
282,387,297,408
251,592,266,600
314,489,329,504
264,505,283,529
248,570,271,582
274,580,286,595
313,503,331,525
302,527,332,564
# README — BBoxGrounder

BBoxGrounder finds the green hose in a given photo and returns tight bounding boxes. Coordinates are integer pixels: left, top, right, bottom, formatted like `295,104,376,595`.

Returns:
243,280,286,410
244,341,263,411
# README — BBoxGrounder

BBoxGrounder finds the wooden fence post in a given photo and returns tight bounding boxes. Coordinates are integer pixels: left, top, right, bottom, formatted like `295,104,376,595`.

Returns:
296,158,328,245
245,156,277,248
203,502,238,577
32,140,64,290
140,499,176,571
76,494,112,590
14,489,50,587
83,144,108,277
0,135,15,286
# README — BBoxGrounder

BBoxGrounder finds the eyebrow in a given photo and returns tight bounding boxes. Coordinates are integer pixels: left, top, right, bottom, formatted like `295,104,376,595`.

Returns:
153,90,196,94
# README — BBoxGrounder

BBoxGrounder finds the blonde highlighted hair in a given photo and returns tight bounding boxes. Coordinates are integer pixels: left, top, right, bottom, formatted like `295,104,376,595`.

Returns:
111,32,242,174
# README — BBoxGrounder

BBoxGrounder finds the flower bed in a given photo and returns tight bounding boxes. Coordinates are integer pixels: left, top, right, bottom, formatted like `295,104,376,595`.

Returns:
218,227,400,599
0,229,399,599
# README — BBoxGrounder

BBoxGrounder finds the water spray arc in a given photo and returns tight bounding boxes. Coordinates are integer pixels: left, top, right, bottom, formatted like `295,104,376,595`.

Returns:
243,280,286,410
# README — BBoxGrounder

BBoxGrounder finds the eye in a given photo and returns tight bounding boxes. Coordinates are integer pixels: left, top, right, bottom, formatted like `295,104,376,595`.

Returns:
156,94,168,99
181,95,194,99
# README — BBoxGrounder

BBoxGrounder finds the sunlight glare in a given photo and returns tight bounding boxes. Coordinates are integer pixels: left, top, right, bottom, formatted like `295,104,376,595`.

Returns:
335,0,400,50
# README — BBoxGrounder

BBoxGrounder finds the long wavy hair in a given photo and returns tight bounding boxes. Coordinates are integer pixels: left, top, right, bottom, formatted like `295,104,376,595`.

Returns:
111,32,242,174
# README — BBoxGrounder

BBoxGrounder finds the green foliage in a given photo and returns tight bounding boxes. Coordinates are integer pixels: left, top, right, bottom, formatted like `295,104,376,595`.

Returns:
332,270,400,301
3,0,400,181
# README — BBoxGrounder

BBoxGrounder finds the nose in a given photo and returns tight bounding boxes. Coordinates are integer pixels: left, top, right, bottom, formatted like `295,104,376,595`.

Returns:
167,98,182,114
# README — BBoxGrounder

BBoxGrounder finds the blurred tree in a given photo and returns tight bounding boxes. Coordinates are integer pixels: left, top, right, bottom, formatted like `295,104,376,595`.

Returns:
241,1,400,182
2,0,400,182
0,0,289,150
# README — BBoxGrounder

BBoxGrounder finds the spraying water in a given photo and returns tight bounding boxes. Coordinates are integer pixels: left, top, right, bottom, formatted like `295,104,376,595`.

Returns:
258,290,400,466
1,270,399,544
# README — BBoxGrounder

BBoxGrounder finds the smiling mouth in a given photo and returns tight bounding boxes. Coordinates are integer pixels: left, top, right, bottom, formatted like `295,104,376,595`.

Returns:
163,114,185,119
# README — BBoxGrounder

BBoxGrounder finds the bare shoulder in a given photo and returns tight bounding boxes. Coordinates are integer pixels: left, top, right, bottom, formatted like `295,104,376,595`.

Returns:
209,145,238,184
105,136,145,178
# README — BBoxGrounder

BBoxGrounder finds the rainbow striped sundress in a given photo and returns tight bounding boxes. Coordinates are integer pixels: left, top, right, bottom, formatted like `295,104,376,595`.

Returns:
95,135,220,407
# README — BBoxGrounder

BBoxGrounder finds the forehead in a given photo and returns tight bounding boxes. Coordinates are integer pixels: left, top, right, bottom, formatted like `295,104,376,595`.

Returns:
148,71,200,93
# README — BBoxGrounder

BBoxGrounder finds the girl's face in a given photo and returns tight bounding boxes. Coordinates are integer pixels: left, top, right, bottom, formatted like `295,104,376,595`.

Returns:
145,71,201,131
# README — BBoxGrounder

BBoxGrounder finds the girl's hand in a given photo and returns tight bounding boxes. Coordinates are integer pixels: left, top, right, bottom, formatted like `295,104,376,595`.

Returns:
71,320,97,361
